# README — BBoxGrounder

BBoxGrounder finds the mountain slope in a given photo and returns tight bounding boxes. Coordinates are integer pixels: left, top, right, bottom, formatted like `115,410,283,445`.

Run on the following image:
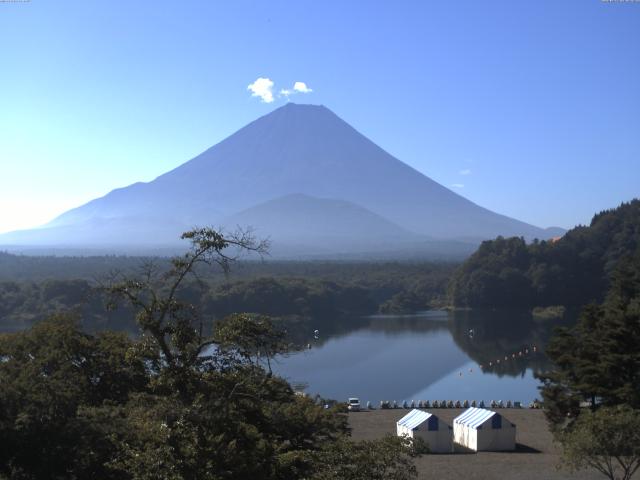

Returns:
225,193,414,240
2,103,561,253
221,193,428,256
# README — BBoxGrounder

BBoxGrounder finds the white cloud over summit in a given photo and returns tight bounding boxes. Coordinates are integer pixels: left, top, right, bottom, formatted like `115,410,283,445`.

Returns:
293,81,312,93
247,77,275,103
249,77,313,102
280,81,313,98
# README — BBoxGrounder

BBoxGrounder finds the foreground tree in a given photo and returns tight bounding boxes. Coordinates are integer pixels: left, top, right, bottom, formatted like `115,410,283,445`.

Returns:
560,406,640,480
310,435,420,480
0,315,147,479
100,228,355,479
103,227,270,395
538,254,640,479
213,313,289,375
538,254,640,429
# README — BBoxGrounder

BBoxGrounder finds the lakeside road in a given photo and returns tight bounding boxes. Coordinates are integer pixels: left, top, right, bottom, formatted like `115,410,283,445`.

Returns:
348,409,606,480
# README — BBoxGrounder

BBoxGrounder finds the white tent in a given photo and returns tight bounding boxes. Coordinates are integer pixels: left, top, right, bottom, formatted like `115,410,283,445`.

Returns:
453,407,516,451
396,409,453,453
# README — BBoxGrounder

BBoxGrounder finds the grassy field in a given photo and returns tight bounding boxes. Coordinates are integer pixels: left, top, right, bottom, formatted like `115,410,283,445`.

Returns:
348,409,606,480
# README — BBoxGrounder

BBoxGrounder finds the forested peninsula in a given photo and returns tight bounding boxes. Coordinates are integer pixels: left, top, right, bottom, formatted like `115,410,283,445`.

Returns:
448,200,640,308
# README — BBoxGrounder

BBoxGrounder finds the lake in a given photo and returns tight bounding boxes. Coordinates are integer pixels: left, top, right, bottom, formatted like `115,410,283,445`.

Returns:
273,309,571,405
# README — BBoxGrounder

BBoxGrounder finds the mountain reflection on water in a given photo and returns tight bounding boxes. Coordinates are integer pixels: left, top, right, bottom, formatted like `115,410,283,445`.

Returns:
273,309,575,404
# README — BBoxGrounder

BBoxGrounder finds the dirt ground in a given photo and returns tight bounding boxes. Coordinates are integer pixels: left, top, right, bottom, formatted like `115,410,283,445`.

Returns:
348,409,609,480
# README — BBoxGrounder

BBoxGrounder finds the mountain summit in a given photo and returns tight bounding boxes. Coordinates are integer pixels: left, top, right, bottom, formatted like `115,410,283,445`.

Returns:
1,103,562,256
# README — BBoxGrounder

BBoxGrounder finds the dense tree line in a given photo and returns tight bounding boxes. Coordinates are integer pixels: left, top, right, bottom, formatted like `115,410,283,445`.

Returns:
448,200,640,308
539,252,640,426
0,277,375,332
537,252,640,479
203,277,375,318
0,251,144,282
0,263,454,332
0,250,455,285
0,280,136,332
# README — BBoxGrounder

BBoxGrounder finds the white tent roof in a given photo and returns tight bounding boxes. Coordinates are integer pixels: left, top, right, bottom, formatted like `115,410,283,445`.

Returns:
397,409,432,430
454,407,497,429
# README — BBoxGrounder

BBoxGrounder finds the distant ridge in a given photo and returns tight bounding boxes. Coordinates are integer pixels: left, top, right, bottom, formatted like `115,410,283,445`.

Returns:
224,193,415,243
0,103,564,256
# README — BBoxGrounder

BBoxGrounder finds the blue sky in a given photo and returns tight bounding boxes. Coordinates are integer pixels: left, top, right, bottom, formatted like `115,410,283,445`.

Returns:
1,0,638,233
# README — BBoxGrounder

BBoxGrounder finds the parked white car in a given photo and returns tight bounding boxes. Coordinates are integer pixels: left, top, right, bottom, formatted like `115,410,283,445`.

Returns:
348,397,361,411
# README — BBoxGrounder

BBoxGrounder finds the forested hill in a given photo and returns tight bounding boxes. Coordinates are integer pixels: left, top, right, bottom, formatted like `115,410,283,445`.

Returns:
448,199,640,308
0,259,454,332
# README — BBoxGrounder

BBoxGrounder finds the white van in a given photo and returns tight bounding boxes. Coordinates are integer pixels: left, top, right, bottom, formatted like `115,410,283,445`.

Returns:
348,397,361,411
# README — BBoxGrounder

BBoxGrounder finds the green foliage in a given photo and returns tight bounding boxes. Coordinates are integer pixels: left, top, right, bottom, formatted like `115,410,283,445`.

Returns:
214,313,290,374
379,291,427,314
537,245,640,480
310,435,419,480
449,200,640,308
531,305,565,320
204,277,376,319
560,406,640,480
0,279,136,332
0,312,391,479
0,261,455,333
0,228,422,479
538,253,640,429
97,378,350,480
0,315,147,479
448,237,534,307
0,251,154,282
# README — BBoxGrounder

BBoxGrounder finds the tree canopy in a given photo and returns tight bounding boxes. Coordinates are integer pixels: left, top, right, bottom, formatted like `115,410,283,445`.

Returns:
559,406,640,480
538,253,640,429
536,250,640,479
448,200,640,308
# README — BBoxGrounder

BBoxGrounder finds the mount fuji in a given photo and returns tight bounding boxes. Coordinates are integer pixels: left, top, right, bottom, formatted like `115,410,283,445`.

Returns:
1,103,563,257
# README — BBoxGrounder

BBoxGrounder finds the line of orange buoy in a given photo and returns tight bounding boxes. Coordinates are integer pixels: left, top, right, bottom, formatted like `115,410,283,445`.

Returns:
458,345,539,376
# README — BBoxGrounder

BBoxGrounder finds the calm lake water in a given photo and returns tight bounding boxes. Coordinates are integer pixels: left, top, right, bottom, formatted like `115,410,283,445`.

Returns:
2,308,572,405
273,309,571,405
